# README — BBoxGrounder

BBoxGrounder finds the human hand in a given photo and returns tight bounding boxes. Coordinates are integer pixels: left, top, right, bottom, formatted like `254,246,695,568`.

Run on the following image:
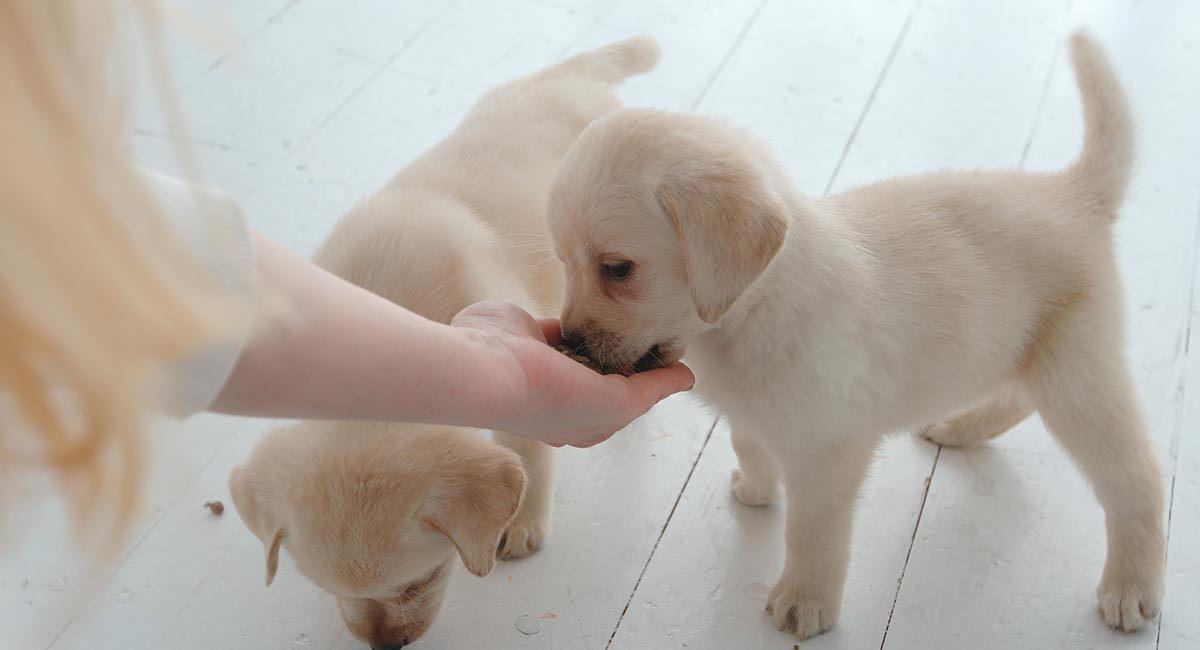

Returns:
450,301,694,447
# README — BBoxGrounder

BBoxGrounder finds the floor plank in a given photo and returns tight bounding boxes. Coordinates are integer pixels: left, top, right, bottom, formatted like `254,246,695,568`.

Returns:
0,414,250,649
887,1,1200,648
130,0,457,198
611,2,936,648
6,2,1198,649
1160,249,1200,650
42,396,714,650
613,427,937,650
28,2,761,649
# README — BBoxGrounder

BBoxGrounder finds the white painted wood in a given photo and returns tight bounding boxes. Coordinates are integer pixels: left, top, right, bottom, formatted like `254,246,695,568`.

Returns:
612,2,940,648
38,397,712,650
1160,266,1200,650
392,397,716,650
0,414,251,649
124,0,296,137
1131,7,1200,646
561,0,774,112
697,0,920,195
235,0,621,256
827,0,1069,193
887,0,1200,648
7,2,1198,649
613,426,937,650
840,1,1083,646
130,0,456,198
10,2,747,649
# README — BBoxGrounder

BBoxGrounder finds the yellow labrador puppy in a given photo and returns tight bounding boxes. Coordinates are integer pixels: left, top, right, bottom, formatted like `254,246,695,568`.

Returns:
230,36,659,649
546,33,1163,639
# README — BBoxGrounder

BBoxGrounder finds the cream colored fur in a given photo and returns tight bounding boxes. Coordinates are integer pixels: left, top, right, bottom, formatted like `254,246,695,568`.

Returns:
547,32,1164,639
229,36,659,649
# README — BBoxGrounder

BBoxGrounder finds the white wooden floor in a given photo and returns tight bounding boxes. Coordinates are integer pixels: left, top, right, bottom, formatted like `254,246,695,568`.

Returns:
4,1,1200,649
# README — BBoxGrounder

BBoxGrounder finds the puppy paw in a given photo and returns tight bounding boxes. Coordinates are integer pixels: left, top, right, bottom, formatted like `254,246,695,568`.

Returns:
731,468,777,507
766,582,839,640
1096,570,1163,632
498,518,547,560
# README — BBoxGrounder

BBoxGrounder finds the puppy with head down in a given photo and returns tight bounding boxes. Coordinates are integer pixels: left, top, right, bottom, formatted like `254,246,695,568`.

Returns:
230,423,522,643
230,36,660,649
548,33,1164,639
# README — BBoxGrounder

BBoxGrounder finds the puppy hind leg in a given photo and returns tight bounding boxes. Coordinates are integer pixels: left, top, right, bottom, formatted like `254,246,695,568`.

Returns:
730,423,780,507
1022,310,1165,632
491,432,554,560
920,383,1033,448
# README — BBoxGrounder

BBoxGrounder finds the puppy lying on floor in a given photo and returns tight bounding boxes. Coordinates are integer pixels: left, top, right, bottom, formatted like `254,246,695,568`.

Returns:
229,36,659,649
546,32,1164,639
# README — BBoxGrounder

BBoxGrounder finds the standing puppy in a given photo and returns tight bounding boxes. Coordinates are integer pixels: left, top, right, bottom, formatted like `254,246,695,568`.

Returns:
230,36,659,649
547,33,1163,639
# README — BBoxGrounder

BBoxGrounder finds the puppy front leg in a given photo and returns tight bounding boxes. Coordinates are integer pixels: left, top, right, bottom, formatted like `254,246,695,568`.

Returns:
491,432,554,559
768,437,875,640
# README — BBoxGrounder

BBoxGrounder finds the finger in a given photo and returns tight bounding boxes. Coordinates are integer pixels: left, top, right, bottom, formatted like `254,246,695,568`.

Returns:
625,362,695,406
567,430,616,449
537,318,564,345
454,300,544,339
451,299,508,323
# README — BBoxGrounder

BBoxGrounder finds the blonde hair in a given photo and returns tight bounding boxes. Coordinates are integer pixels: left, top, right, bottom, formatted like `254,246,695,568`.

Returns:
0,1,241,544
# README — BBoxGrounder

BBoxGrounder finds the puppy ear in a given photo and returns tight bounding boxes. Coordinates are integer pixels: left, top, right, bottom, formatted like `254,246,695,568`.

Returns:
229,464,287,586
421,447,526,577
657,168,789,323
263,526,286,586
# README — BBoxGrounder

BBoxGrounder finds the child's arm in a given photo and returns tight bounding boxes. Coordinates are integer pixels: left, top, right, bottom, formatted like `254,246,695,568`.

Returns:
209,231,694,447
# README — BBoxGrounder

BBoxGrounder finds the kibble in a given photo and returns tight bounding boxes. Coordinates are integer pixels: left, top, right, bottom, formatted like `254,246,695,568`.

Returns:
204,500,225,515
554,344,606,373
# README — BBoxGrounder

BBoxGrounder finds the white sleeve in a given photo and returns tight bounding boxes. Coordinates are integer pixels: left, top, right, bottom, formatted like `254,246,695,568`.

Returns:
137,168,257,417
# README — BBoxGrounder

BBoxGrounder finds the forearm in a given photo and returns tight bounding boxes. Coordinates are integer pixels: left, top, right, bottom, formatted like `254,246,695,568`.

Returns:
209,232,518,424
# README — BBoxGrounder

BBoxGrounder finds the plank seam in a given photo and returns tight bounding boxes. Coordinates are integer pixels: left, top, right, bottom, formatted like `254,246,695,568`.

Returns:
878,8,1071,646
300,0,461,147
554,0,623,59
1156,190,1200,649
187,0,304,88
42,419,247,650
690,0,771,111
822,0,922,196
1019,31,1068,168
604,416,720,650
237,0,458,205
878,445,941,650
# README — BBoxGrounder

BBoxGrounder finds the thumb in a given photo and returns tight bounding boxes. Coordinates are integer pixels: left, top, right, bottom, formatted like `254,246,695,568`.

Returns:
537,318,564,346
625,362,695,406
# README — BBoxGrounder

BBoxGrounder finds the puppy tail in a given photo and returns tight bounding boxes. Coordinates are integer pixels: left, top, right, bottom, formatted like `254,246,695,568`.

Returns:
1066,30,1134,212
558,35,661,84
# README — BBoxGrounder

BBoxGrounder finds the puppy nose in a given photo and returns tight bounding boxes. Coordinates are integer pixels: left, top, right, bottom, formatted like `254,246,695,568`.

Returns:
561,333,588,357
370,643,406,650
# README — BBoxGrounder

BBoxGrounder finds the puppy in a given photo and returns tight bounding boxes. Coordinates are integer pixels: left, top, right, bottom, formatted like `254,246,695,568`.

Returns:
230,36,660,649
547,32,1164,639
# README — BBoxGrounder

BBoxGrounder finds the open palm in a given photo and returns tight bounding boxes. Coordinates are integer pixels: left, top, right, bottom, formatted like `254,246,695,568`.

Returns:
450,301,694,447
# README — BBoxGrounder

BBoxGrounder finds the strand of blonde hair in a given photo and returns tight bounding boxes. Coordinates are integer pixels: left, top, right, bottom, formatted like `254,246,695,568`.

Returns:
0,0,244,549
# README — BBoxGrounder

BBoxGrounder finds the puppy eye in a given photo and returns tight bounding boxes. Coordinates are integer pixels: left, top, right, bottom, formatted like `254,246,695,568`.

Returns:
601,260,633,280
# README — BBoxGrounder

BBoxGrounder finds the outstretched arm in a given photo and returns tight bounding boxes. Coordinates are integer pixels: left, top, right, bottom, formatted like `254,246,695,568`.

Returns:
210,231,694,447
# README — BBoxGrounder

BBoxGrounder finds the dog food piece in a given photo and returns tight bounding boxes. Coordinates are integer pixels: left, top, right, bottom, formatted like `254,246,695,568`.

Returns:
204,500,225,515
554,344,607,373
